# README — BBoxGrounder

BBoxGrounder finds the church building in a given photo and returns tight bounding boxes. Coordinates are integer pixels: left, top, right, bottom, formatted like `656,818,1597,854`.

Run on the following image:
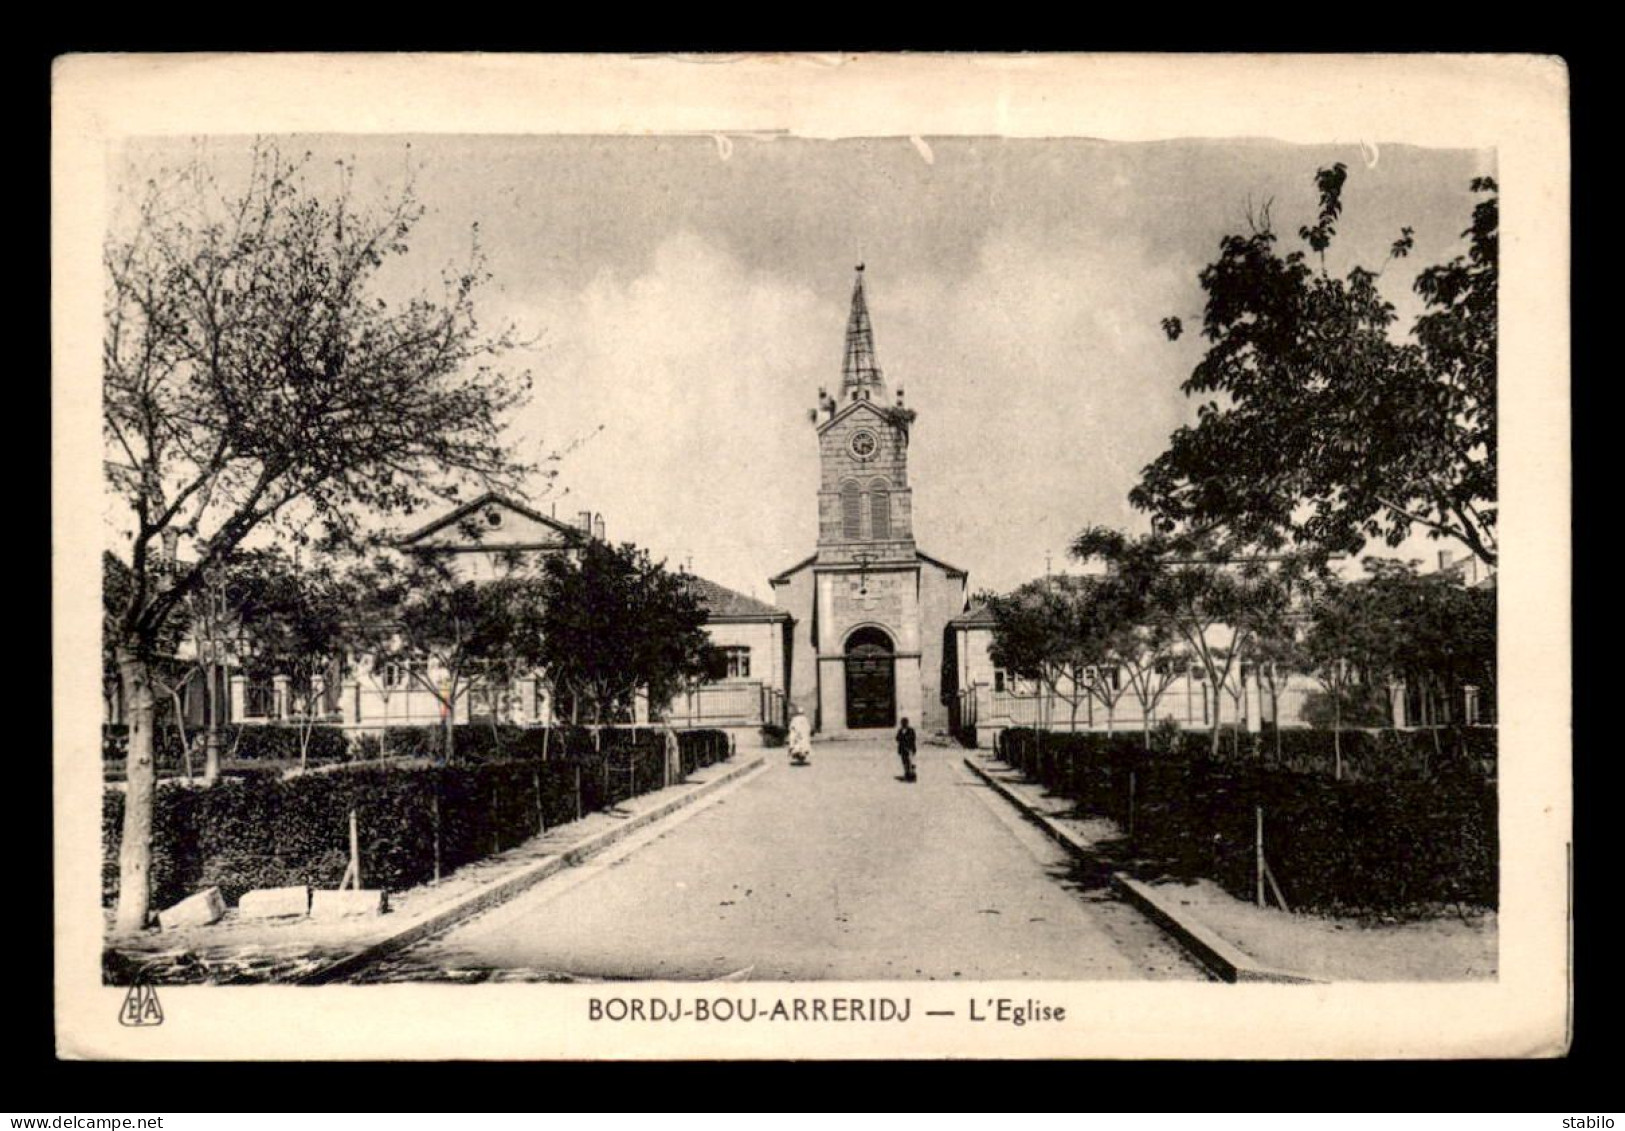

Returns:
770,268,969,735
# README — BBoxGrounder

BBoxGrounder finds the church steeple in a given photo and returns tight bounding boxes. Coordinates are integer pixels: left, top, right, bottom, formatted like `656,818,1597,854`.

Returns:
841,265,885,400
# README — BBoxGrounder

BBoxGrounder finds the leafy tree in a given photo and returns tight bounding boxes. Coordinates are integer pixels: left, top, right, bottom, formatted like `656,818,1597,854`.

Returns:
1072,527,1305,757
1302,570,1394,777
104,143,531,931
352,550,549,763
1358,559,1495,758
102,551,196,774
1095,579,1186,750
1135,166,1498,567
536,540,711,746
987,576,1108,733
229,549,356,769
1304,559,1495,768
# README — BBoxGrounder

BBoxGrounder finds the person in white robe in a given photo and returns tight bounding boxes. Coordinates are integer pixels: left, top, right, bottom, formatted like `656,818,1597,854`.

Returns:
787,707,813,763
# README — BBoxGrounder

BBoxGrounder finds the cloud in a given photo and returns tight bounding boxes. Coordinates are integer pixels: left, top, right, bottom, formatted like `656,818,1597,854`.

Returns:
502,232,831,596
887,225,1201,591
493,220,1208,598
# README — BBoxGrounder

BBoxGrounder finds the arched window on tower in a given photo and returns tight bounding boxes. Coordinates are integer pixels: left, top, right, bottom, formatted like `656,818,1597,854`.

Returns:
841,480,863,541
869,478,891,541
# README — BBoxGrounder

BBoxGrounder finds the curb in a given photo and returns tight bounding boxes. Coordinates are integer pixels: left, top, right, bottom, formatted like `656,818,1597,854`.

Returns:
961,756,1097,856
297,755,767,984
962,756,1322,986
1109,875,1319,984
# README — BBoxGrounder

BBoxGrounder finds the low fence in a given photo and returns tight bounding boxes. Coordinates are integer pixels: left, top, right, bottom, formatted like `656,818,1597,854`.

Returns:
962,679,1487,737
103,720,745,781
102,726,734,911
995,727,1496,916
661,682,786,729
960,681,1312,734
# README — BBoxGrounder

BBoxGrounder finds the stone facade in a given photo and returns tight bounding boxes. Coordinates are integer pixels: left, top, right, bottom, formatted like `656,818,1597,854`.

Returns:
770,269,968,736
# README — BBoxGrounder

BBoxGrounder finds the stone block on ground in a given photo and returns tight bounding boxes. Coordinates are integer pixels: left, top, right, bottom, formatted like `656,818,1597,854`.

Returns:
309,889,387,919
237,885,311,919
157,887,225,930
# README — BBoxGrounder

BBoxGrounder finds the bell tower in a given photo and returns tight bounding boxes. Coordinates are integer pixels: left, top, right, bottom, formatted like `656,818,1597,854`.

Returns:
812,265,916,567
772,265,966,736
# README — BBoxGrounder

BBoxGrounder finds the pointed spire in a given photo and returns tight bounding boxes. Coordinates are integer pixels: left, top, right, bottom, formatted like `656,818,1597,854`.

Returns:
842,264,885,397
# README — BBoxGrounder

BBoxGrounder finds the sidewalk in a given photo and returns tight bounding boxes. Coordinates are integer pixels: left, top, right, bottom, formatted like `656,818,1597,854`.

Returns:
964,753,1497,983
104,754,765,985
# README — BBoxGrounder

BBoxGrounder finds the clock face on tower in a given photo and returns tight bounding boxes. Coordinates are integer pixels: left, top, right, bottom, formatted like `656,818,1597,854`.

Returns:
848,429,879,460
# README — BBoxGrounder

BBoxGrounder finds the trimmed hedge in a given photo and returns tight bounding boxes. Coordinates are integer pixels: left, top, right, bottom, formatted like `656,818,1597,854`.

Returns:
1007,723,1495,782
998,727,1496,916
350,723,728,767
103,723,351,767
102,724,189,767
103,727,735,911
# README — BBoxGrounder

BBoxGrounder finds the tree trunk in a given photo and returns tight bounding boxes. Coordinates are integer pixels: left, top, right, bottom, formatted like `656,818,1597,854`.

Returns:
115,650,156,933
1271,683,1282,760
168,685,192,781
1332,690,1343,781
203,661,222,783
441,697,456,765
1429,684,1443,760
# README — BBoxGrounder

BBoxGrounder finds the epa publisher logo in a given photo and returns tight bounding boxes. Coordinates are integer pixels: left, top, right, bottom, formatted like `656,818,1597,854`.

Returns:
119,983,164,1027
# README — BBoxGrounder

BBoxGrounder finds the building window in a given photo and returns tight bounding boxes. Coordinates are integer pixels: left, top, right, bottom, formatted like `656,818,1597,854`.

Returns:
1087,666,1121,692
712,646,751,680
841,481,862,540
380,658,427,691
469,682,501,723
244,678,274,719
869,481,891,541
993,669,1006,692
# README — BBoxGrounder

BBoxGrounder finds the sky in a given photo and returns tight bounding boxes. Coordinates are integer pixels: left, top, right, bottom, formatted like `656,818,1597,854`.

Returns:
112,134,1493,597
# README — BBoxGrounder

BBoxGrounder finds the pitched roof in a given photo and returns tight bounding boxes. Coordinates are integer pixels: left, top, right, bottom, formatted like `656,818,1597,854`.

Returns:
770,548,968,584
768,553,819,585
684,574,790,621
396,491,585,547
915,549,968,578
950,602,997,628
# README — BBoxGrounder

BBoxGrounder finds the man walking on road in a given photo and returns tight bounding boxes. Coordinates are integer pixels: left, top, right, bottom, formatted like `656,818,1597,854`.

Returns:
896,717,917,782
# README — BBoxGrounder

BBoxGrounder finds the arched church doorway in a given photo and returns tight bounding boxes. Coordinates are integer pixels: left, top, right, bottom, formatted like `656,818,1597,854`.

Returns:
844,626,896,729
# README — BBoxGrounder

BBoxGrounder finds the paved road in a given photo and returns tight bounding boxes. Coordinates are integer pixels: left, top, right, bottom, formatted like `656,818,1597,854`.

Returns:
363,740,1206,982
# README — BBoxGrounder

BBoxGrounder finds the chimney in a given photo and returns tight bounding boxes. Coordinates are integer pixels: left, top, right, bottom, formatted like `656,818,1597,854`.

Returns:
592,515,606,542
1438,550,1453,572
577,510,593,535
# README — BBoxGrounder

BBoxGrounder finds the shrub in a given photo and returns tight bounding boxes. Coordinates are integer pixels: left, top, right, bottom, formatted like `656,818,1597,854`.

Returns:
102,723,189,767
103,726,729,909
229,725,350,764
994,725,1497,916
760,724,788,748
678,729,731,778
102,723,351,768
1302,686,1393,730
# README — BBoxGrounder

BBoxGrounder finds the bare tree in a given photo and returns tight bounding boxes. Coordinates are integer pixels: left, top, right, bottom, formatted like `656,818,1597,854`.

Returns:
104,142,532,931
